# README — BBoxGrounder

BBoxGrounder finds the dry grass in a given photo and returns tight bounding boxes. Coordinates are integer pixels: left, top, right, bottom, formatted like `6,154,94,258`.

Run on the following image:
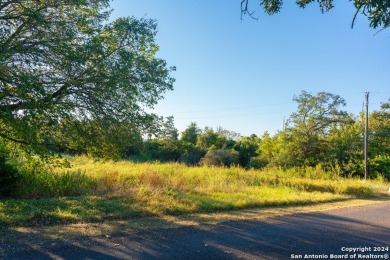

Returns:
1,156,388,227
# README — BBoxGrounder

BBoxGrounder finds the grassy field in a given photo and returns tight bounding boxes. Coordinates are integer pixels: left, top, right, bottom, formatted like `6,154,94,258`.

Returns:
1,156,388,227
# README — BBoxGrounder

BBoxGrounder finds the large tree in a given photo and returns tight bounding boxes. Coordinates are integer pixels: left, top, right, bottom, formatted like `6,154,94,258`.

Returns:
288,91,350,136
262,91,352,167
0,0,174,155
287,91,351,165
241,0,390,30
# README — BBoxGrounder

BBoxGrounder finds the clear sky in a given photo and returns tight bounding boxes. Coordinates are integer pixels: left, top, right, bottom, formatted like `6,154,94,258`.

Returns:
110,0,389,137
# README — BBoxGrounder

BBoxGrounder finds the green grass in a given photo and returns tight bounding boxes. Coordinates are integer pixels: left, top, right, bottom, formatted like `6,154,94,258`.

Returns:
1,156,388,226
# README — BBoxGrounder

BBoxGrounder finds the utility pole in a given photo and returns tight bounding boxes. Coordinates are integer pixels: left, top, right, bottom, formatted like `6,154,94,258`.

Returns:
364,92,369,180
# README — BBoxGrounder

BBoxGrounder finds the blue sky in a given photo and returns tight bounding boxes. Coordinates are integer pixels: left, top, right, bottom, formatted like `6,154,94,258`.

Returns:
110,0,389,137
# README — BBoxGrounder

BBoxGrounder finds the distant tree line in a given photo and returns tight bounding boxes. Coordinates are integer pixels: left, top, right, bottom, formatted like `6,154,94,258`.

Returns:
39,91,389,180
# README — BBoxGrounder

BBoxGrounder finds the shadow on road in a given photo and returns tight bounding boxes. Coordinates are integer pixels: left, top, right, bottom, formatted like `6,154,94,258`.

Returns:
1,202,389,259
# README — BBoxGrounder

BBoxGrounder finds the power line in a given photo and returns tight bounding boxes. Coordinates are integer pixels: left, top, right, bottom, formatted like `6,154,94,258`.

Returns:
171,103,384,120
166,94,389,115
348,102,381,107
168,101,294,114
177,110,291,120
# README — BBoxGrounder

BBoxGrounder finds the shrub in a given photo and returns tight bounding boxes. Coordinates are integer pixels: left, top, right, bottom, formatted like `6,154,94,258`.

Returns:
340,158,364,178
370,155,390,181
200,149,239,167
143,139,182,162
179,142,205,165
248,157,268,169
0,145,19,197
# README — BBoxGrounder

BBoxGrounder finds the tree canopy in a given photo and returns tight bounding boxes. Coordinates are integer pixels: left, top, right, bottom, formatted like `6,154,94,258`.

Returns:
288,91,349,136
241,0,390,30
0,0,175,156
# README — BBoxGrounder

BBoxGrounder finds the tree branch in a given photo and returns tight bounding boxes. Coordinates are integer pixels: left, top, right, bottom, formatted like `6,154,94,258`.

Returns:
0,132,31,145
373,27,386,36
241,0,258,21
351,5,362,29
0,129,79,153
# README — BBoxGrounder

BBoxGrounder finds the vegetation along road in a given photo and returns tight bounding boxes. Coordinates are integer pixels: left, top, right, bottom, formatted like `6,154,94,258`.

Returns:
1,1,389,259
1,200,389,259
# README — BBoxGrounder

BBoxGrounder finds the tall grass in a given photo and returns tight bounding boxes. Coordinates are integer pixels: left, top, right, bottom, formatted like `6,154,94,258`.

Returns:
1,156,388,226
13,156,388,199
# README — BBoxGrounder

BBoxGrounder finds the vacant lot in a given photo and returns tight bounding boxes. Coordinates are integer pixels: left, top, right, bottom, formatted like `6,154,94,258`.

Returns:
1,156,388,227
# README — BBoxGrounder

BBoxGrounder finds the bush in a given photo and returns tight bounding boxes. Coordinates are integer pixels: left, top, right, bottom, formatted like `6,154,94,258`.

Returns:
179,142,205,165
200,149,239,167
340,158,364,178
143,139,182,162
0,146,19,197
248,157,268,169
370,155,390,181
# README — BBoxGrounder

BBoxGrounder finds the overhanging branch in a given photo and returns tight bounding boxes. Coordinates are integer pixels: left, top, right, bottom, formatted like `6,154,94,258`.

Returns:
241,0,258,21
